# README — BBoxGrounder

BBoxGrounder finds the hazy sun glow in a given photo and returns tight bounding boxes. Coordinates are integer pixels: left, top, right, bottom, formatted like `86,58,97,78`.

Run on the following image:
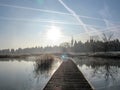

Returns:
46,25,62,41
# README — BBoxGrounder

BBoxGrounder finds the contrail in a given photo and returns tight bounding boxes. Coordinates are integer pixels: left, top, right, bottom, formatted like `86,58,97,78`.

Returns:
0,3,104,21
0,16,103,28
0,3,70,15
73,26,120,41
58,0,102,36
58,0,90,35
1,3,118,36
1,17,118,36
104,19,110,29
74,25,120,36
93,25,120,34
103,19,116,30
58,0,104,37
0,17,119,37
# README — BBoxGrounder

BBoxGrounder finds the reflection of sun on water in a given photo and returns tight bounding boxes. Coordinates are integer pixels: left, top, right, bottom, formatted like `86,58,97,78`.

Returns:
46,25,62,41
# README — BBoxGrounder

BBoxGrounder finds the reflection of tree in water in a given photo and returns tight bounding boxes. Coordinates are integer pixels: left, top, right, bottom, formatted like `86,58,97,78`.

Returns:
91,61,119,82
33,54,54,77
75,57,120,83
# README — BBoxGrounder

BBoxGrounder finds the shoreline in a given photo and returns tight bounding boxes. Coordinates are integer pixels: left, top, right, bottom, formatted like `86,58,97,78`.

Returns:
0,52,120,59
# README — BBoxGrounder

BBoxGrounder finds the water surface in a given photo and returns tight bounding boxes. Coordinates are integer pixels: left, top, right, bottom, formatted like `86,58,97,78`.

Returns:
73,56,120,90
0,57,62,90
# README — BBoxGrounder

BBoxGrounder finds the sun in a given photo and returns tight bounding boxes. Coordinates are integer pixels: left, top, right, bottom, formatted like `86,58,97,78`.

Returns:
46,25,62,41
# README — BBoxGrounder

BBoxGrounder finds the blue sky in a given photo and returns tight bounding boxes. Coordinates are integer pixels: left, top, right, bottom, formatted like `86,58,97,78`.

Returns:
0,0,120,49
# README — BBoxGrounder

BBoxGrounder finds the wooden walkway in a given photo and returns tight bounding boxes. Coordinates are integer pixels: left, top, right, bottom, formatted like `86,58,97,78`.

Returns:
44,59,93,90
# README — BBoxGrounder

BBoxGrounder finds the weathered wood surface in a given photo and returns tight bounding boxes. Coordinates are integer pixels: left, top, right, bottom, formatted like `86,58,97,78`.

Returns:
44,59,93,90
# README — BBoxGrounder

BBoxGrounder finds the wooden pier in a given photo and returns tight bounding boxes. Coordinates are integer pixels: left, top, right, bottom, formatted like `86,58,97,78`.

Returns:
44,59,93,90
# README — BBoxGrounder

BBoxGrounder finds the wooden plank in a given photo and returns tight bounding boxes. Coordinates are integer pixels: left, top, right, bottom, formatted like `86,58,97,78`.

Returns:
44,59,93,90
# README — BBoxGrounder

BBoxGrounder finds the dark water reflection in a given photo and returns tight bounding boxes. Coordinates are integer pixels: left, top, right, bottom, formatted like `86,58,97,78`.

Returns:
73,56,120,90
0,57,62,90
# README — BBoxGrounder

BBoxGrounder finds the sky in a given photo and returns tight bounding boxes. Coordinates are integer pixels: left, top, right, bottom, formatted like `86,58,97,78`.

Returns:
0,0,120,49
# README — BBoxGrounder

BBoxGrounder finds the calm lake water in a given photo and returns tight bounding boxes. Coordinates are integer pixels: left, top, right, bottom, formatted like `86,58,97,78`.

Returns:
0,57,62,90
73,56,120,90
0,56,120,90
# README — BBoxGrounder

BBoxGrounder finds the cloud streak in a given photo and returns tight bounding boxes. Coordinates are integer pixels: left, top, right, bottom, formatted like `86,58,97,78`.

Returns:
75,25,120,36
58,0,101,36
0,16,103,28
100,4,114,29
58,0,120,39
1,16,119,35
0,3,104,21
1,2,119,37
58,0,90,34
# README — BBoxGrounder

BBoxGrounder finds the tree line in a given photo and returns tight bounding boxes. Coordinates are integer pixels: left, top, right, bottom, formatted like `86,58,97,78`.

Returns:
0,35,120,55
72,39,120,53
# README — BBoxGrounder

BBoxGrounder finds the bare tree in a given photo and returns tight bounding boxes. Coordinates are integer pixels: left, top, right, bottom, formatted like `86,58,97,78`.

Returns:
102,32,114,52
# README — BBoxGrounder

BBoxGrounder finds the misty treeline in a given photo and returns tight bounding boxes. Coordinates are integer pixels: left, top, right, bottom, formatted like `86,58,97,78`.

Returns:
72,33,120,52
72,38,120,52
0,35,120,55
